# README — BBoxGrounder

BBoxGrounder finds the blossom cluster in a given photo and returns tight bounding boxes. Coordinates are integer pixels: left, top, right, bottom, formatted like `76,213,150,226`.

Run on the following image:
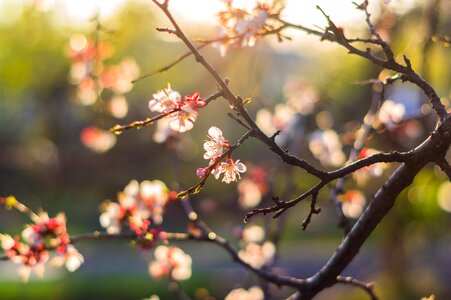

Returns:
225,286,264,300
256,80,319,146
339,190,367,219
197,127,247,184
68,33,139,108
148,245,192,281
215,0,284,55
237,167,268,209
309,129,346,167
67,33,139,153
237,224,275,269
0,197,83,282
99,180,171,249
352,147,387,185
148,85,206,135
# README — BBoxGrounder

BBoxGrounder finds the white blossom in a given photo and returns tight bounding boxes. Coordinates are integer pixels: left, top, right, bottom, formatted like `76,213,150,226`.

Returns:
219,158,247,183
148,85,181,113
203,126,228,159
169,104,198,133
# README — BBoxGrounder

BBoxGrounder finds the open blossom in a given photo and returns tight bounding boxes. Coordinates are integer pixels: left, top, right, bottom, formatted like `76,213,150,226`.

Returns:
225,286,264,300
203,126,229,160
148,86,204,133
149,246,192,281
198,127,246,184
169,104,198,133
217,158,247,184
148,85,182,113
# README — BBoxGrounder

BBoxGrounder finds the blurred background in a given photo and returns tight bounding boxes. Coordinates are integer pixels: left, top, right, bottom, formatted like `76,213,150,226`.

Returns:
0,0,450,299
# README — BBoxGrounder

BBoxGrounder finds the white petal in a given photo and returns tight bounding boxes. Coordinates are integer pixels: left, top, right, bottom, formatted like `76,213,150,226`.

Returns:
208,126,223,140
234,162,247,173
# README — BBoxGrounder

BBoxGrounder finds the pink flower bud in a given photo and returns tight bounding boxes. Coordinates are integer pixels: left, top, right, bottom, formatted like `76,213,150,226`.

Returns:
196,168,207,178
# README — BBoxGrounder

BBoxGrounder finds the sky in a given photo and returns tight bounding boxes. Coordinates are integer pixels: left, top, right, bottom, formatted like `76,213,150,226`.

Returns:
0,0,421,28
0,0,421,52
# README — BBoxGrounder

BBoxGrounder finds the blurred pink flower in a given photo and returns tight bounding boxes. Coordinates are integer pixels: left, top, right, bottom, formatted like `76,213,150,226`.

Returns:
80,127,116,153
149,246,192,281
225,286,264,300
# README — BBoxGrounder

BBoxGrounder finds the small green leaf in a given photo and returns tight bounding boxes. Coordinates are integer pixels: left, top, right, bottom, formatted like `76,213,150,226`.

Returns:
176,191,188,199
111,125,123,135
242,98,252,105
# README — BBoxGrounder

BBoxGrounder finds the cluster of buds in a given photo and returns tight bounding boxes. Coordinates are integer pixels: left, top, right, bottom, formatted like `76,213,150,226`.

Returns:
99,180,171,249
149,85,206,135
0,196,83,282
197,127,247,184
215,0,285,56
148,245,192,281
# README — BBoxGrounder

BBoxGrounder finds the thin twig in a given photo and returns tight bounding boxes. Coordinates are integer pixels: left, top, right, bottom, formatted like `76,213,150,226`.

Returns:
110,90,223,134
336,276,377,300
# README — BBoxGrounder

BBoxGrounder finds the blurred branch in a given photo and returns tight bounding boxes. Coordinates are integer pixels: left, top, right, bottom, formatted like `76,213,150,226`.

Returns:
301,115,450,299
420,0,441,79
435,157,451,180
330,77,395,235
133,22,297,84
273,6,448,120
132,43,210,83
